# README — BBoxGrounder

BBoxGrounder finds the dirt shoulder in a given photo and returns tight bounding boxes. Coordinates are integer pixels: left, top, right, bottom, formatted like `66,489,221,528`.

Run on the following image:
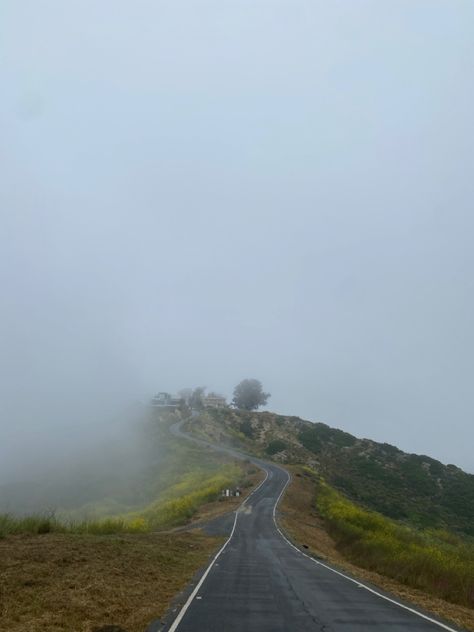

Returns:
0,531,223,632
279,466,474,632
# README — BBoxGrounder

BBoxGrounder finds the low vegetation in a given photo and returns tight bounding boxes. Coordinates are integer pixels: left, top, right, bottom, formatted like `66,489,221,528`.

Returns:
0,411,257,631
0,412,248,538
315,475,474,609
193,408,474,537
125,464,242,530
0,513,142,538
280,467,474,632
0,459,247,539
0,530,222,632
189,409,474,626
3,407,472,630
265,439,288,455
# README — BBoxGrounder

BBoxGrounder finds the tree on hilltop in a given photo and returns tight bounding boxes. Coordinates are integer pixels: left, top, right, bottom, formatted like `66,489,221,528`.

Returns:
189,386,206,410
232,379,270,411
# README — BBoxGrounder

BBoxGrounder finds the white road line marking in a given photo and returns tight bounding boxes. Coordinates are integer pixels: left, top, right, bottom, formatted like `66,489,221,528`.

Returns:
272,468,460,632
170,420,460,632
167,467,269,632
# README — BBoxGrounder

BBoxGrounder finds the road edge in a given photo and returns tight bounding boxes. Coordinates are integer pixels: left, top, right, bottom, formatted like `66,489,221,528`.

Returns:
157,417,466,632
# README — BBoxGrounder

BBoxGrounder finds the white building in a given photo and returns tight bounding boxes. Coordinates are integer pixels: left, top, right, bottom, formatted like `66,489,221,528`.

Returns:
202,393,227,409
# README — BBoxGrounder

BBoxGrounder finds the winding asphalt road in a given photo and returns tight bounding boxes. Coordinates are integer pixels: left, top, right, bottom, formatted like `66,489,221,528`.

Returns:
160,420,465,632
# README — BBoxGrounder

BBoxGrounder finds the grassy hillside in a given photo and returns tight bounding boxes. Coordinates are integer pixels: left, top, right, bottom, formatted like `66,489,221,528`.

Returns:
0,410,252,536
0,409,259,631
186,409,474,621
315,473,474,608
186,409,474,537
280,467,474,631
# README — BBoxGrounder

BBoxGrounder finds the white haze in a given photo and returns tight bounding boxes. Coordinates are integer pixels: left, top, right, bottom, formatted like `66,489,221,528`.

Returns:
1,0,473,483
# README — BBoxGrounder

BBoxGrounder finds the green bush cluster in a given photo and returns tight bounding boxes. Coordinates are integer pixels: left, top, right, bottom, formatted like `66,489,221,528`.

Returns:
316,482,474,608
299,424,355,454
239,420,254,439
296,429,474,535
205,408,474,536
265,439,287,455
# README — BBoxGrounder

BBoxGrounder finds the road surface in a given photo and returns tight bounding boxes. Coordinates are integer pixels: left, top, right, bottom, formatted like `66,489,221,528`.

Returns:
158,420,464,632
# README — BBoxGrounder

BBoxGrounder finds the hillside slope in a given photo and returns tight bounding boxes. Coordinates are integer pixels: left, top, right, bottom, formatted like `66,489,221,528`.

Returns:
186,408,474,536
0,410,245,528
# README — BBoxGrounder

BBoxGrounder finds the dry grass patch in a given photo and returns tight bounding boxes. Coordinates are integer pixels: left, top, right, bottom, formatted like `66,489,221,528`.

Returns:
0,531,222,632
279,466,474,632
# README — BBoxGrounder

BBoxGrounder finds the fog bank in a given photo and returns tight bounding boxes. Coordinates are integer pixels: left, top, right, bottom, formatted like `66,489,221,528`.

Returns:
1,1,473,474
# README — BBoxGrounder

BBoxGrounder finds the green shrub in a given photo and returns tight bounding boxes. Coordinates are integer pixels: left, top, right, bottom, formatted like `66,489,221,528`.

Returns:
299,424,355,453
315,482,474,608
265,439,287,455
298,429,321,453
239,420,254,439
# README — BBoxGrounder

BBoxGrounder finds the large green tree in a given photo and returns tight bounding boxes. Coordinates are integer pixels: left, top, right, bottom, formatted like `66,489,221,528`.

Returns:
232,379,270,411
189,387,206,410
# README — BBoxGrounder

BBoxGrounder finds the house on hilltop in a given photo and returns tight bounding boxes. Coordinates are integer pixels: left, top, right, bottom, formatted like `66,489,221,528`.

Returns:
202,393,227,409
151,392,181,408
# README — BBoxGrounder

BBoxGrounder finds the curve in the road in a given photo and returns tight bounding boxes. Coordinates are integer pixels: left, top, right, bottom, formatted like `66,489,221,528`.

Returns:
162,419,464,632
167,468,270,632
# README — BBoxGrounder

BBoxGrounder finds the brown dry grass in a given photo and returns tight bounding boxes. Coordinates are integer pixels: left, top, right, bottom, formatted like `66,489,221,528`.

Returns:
0,462,263,632
0,531,222,632
280,466,474,632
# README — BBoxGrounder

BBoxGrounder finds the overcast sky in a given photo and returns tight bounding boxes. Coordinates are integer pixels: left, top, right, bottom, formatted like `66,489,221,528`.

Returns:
1,1,473,477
